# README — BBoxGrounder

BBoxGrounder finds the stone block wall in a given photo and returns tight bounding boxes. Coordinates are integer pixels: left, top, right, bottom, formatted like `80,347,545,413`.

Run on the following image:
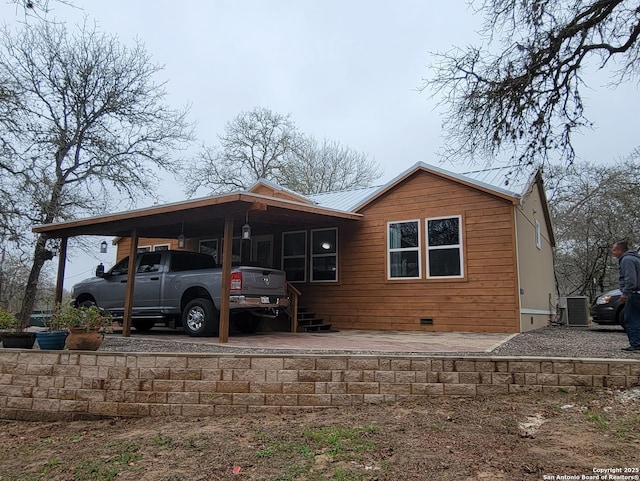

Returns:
1,350,639,420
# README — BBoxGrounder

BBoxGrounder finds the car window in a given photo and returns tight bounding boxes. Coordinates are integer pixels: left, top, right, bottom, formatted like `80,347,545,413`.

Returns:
110,257,129,276
137,253,162,273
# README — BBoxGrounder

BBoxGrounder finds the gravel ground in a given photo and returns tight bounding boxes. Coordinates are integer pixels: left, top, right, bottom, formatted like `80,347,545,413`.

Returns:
97,324,640,359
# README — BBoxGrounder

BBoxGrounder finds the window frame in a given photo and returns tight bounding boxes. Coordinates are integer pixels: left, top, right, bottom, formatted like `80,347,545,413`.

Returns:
425,214,464,279
387,219,422,280
281,230,308,283
199,238,219,263
310,227,338,283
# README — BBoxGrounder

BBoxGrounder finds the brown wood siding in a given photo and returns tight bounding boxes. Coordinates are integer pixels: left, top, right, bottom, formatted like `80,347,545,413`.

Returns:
297,171,520,333
115,237,182,262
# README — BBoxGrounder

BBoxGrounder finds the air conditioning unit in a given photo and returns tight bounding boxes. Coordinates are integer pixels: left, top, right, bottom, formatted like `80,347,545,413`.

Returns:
562,296,589,326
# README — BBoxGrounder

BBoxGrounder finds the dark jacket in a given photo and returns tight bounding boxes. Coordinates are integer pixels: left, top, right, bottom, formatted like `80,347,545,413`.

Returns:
618,250,640,296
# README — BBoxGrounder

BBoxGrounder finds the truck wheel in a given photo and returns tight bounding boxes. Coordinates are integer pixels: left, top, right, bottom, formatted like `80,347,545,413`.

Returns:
182,299,218,337
132,320,156,332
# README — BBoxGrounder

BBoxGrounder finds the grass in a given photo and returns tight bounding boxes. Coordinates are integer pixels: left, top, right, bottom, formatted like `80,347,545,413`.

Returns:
3,422,385,481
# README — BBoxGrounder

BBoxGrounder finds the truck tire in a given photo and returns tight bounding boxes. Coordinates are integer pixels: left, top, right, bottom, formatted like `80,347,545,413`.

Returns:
182,299,218,337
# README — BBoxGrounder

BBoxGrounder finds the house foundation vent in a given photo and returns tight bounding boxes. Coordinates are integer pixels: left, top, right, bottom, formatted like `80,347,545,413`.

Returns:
420,318,434,325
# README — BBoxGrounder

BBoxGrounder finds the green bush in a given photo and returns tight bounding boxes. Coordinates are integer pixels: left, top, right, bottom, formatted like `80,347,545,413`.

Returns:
0,307,19,330
52,303,112,331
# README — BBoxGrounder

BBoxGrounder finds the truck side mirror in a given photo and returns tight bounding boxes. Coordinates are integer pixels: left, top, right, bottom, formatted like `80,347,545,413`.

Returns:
95,263,105,277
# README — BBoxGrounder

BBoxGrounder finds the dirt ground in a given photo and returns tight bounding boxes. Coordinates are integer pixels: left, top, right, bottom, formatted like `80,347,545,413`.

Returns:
1,389,639,481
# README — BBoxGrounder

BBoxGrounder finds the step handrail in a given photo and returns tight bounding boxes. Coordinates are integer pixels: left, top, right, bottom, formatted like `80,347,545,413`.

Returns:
286,281,301,332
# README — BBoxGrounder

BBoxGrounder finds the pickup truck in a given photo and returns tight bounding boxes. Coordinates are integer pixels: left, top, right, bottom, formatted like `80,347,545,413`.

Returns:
71,250,289,337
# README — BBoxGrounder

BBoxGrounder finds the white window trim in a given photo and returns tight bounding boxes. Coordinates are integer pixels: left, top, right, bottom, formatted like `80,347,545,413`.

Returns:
426,215,464,279
137,245,151,253
153,243,170,251
282,230,307,283
387,219,422,280
535,220,542,250
311,227,338,283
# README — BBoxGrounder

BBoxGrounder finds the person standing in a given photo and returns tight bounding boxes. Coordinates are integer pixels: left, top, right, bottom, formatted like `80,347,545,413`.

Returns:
612,241,640,351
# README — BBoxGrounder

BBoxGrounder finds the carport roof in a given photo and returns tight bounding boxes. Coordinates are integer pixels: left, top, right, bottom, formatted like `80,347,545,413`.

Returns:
32,191,363,239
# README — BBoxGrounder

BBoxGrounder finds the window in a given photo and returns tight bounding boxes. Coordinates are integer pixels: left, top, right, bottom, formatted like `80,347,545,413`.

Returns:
137,252,162,273
388,220,421,279
137,246,151,253
170,251,216,271
426,215,463,278
153,244,169,251
535,220,542,250
199,239,219,263
220,238,241,263
282,231,307,282
311,228,337,282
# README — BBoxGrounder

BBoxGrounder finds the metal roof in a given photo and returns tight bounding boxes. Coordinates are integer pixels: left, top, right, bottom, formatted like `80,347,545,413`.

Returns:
306,163,537,213
307,185,382,212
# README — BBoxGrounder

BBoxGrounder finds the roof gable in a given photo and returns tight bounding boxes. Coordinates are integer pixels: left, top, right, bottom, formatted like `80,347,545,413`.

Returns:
248,179,314,205
348,162,534,212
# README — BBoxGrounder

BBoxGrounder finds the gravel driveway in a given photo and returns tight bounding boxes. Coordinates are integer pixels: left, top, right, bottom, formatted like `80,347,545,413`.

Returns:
97,324,640,359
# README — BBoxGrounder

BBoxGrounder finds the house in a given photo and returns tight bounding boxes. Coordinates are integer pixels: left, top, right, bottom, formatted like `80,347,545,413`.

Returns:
110,162,557,333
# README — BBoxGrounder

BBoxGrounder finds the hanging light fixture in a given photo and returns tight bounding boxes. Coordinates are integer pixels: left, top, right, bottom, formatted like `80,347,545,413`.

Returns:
178,222,185,248
241,211,251,240
100,240,108,253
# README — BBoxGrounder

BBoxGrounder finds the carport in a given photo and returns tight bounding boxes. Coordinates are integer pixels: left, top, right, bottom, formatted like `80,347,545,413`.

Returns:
33,191,362,342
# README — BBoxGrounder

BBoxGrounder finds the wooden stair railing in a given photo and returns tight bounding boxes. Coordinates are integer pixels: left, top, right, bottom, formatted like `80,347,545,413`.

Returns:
286,281,301,332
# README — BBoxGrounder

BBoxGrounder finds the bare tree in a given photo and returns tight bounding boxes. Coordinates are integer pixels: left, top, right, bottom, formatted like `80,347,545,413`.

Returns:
0,21,194,326
183,107,382,196
4,0,77,23
545,158,640,299
423,0,640,169
183,107,301,196
281,137,383,195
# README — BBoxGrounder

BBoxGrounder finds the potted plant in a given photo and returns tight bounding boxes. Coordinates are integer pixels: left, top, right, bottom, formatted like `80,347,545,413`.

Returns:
55,303,113,351
34,305,69,350
0,307,36,349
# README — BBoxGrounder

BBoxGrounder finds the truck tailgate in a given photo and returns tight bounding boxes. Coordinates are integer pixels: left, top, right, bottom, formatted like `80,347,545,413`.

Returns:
236,267,287,296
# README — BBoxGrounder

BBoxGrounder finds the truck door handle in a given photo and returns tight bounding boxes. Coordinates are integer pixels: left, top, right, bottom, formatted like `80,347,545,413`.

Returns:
120,280,127,283
150,277,159,281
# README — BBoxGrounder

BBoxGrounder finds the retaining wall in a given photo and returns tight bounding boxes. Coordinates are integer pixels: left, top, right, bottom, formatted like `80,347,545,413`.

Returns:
1,350,639,420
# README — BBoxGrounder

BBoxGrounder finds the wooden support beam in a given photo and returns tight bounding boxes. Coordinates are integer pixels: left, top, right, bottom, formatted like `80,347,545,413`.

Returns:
122,229,138,337
54,237,68,305
219,216,233,343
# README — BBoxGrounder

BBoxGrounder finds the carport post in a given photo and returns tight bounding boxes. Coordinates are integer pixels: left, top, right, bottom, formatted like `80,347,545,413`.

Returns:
218,216,233,343
54,237,68,305
122,229,138,337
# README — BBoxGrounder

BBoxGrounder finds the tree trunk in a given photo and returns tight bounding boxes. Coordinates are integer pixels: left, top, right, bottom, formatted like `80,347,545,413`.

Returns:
17,235,51,328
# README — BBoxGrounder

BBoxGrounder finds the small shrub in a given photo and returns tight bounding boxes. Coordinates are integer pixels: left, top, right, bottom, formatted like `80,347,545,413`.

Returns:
0,307,20,331
52,303,112,331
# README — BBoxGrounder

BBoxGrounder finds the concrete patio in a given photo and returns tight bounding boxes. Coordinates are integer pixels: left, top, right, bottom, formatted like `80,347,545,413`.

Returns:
113,328,517,354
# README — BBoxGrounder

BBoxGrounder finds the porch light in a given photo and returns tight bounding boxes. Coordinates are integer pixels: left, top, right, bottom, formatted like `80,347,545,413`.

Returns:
321,242,332,250
241,212,251,240
178,222,185,249
99,240,108,253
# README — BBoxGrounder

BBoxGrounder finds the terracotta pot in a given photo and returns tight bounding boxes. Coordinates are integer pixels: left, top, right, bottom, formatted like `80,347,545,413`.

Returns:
65,328,104,351
35,330,68,350
1,332,37,349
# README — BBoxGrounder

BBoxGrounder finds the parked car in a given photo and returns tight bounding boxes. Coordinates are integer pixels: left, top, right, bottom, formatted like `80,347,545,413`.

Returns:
590,289,626,329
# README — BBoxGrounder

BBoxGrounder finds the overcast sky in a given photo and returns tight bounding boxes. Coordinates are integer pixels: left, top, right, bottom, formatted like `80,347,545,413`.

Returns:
3,1,639,283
